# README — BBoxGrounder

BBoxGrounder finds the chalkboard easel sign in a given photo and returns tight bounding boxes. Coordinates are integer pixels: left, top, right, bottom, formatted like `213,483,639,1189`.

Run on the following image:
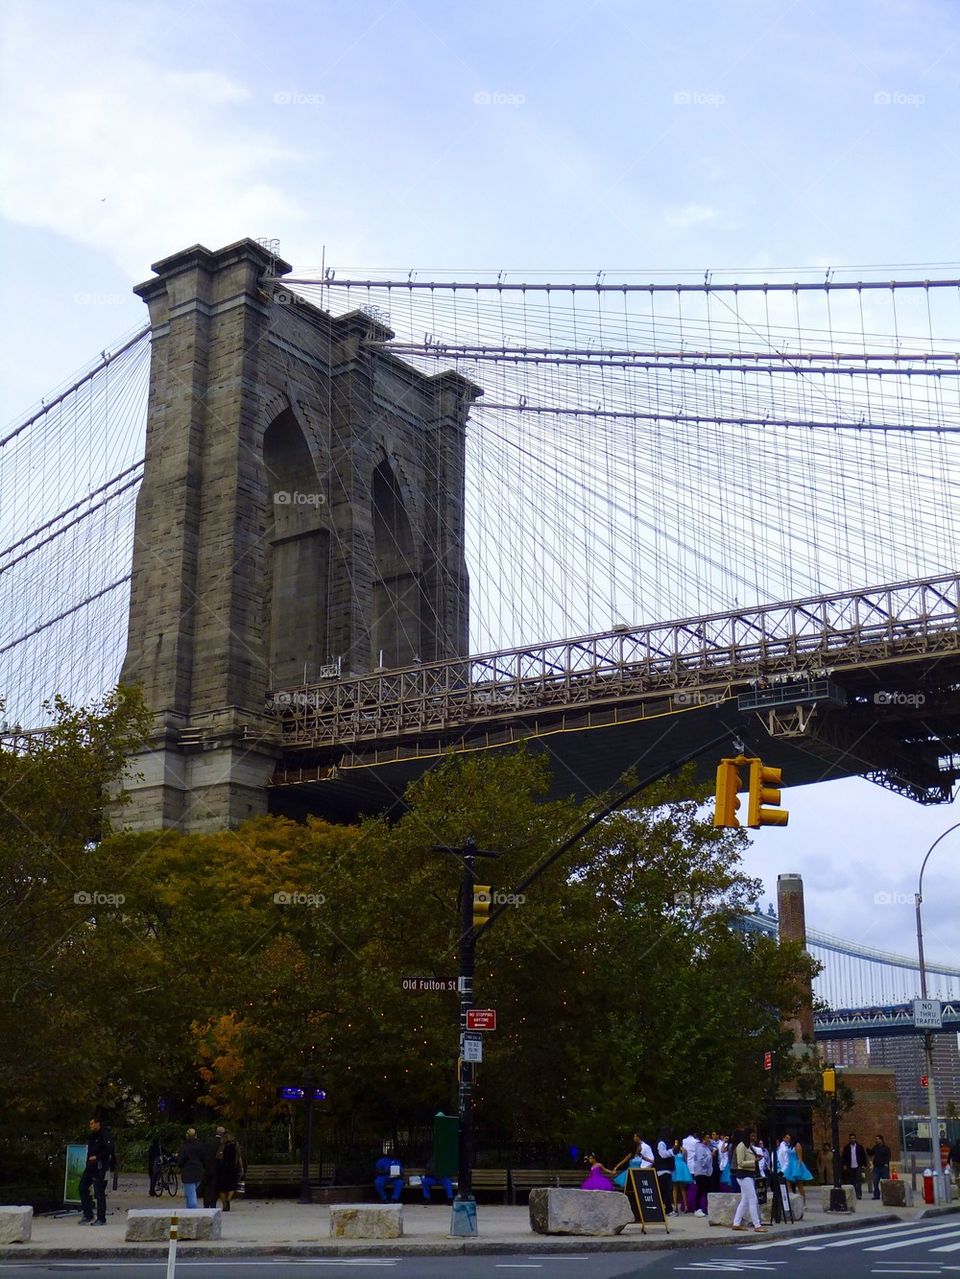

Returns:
625,1167,669,1233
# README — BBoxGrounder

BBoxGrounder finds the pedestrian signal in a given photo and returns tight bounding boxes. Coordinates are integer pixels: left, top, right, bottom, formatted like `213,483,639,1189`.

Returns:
714,757,744,828
472,885,492,929
746,759,789,828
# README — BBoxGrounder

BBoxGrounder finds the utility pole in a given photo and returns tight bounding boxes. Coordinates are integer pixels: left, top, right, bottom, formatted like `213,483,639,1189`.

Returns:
434,836,499,1237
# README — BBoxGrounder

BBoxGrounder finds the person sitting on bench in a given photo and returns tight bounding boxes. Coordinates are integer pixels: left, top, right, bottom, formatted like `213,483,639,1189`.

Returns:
421,1154,454,1203
374,1151,404,1202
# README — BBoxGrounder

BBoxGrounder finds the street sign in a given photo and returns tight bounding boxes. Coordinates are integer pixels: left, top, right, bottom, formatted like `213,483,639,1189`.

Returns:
913,998,943,1029
401,977,457,992
763,1051,773,1071
467,1009,497,1031
462,1032,483,1062
277,1086,327,1100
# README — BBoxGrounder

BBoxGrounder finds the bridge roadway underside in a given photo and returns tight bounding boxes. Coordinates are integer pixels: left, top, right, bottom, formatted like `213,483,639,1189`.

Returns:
267,657,960,820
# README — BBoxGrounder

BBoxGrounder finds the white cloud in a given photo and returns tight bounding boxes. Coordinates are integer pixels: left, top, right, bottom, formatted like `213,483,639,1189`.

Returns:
664,202,719,229
0,12,306,277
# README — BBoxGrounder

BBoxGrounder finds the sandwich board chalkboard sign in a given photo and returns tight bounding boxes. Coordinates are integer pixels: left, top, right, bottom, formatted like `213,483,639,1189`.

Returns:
625,1168,669,1233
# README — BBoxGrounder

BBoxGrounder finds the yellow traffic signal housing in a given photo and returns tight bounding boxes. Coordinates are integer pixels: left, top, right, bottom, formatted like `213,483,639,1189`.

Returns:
714,758,744,828
747,759,789,828
822,1067,837,1094
472,885,492,929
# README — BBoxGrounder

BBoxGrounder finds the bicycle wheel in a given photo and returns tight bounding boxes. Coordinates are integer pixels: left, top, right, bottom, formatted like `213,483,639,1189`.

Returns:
164,1166,179,1197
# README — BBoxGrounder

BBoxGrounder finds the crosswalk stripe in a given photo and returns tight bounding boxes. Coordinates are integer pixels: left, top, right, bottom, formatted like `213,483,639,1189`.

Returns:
930,1238,960,1254
744,1221,960,1251
865,1229,960,1255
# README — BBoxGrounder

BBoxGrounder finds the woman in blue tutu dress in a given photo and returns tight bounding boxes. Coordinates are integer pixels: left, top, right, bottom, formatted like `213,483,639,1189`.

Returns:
785,1141,814,1202
671,1137,694,1213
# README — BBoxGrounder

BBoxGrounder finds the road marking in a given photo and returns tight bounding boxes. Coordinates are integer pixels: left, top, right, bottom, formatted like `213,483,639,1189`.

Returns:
868,1231,960,1254
933,1242,960,1254
744,1221,960,1251
798,1223,960,1251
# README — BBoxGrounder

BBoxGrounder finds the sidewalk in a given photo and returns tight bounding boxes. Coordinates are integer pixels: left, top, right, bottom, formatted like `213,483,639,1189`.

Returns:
4,1174,957,1258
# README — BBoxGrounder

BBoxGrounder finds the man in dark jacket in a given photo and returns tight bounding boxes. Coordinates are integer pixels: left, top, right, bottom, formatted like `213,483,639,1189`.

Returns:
869,1135,891,1199
178,1128,208,1209
841,1133,868,1199
79,1118,113,1225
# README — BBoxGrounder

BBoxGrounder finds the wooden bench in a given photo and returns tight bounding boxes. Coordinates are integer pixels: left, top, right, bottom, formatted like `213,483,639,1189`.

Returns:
244,1164,323,1195
401,1167,456,1201
472,1168,510,1203
511,1169,583,1204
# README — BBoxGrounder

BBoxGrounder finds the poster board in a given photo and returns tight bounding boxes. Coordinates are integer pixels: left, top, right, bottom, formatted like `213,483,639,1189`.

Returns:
64,1144,88,1205
755,1175,768,1205
625,1167,669,1233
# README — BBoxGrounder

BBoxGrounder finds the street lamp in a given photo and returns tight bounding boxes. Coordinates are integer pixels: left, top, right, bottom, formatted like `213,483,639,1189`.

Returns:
915,822,957,1206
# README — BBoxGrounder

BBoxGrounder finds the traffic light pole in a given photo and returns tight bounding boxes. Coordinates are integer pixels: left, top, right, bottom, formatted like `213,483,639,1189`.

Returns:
457,847,476,1205
827,1064,847,1212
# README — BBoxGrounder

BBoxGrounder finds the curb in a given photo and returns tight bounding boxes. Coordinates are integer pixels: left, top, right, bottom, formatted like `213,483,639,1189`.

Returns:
7,1210,952,1260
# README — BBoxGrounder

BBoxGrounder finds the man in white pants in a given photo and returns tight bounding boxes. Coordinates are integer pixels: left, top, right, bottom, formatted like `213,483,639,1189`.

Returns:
731,1128,767,1233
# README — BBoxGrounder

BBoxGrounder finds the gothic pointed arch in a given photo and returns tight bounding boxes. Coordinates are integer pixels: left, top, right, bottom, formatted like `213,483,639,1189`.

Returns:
371,454,420,667
263,406,330,687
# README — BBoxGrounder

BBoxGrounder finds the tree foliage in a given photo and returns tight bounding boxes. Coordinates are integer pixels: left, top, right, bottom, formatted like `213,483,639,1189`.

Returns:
2,722,818,1162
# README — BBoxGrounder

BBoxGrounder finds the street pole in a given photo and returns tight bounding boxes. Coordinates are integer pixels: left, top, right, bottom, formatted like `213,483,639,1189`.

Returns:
433,836,499,1237
299,1071,316,1205
828,1065,846,1212
915,823,958,1206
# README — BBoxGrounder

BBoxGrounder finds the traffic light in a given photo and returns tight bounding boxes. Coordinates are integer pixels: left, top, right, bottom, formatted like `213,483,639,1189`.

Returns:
747,759,789,828
822,1066,836,1094
472,885,492,929
714,757,744,828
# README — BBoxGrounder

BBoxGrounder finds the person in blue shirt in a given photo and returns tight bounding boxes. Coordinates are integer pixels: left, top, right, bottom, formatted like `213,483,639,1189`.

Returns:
421,1154,454,1204
374,1151,404,1202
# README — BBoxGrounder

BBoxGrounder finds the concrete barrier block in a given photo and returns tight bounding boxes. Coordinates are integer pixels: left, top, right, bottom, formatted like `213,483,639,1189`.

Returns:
0,1207,32,1243
125,1208,222,1241
329,1204,403,1239
529,1188,634,1235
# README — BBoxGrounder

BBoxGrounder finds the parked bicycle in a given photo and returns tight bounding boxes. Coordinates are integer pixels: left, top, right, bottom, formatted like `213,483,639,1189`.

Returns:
153,1152,179,1197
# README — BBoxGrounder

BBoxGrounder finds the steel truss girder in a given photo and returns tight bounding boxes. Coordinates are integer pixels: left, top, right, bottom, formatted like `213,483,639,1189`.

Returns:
271,574,960,777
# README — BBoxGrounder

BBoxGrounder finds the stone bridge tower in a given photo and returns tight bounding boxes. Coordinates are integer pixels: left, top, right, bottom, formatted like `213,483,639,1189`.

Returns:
118,239,480,831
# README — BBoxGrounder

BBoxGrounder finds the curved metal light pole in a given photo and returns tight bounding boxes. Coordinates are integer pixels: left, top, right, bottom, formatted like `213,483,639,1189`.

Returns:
915,822,958,1204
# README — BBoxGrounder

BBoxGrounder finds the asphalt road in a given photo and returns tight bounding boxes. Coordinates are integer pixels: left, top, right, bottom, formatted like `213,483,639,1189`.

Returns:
0,1257,662,1279
4,1221,960,1279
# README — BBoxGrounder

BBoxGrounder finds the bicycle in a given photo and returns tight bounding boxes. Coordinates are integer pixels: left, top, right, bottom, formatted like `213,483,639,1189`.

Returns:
153,1153,179,1197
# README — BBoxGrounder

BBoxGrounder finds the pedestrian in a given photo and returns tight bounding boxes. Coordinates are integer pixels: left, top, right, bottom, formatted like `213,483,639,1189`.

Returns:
671,1137,694,1213
949,1137,960,1195
78,1117,113,1226
841,1132,868,1200
689,1132,713,1216
869,1134,891,1200
730,1127,766,1234
718,1134,735,1191
776,1133,793,1189
178,1127,207,1209
202,1127,225,1208
654,1129,676,1214
611,1133,646,1187
215,1130,245,1211
788,1139,814,1201
581,1154,616,1191
147,1133,163,1197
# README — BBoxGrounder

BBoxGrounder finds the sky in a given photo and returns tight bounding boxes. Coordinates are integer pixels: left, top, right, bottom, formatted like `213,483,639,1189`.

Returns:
0,0,958,973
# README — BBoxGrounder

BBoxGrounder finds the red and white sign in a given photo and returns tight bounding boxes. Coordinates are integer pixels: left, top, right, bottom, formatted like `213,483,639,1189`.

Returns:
467,1009,496,1031
763,1051,773,1071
